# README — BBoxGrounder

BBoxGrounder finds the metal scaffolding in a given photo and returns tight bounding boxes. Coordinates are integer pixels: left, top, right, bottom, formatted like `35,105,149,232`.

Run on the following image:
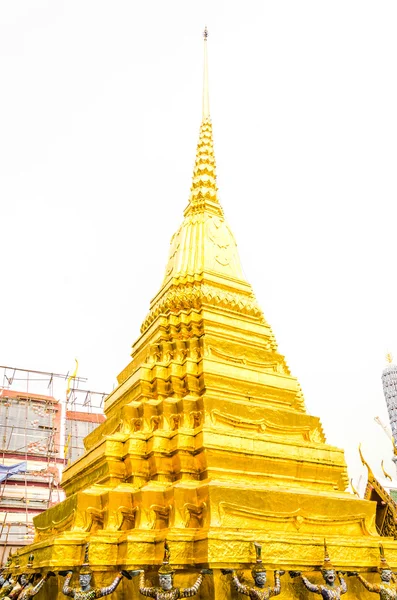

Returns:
0,364,106,560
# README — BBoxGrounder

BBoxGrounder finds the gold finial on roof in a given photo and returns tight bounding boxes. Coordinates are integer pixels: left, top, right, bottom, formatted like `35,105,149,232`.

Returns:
381,459,393,481
202,26,210,119
358,443,374,477
386,352,393,364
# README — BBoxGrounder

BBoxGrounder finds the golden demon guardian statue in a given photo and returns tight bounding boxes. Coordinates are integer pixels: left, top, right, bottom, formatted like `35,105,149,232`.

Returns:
0,574,15,600
130,541,212,600
221,542,285,599
348,545,397,599
15,553,55,600
0,564,8,588
60,544,129,600
2,574,30,600
0,557,14,600
16,572,55,600
289,540,347,599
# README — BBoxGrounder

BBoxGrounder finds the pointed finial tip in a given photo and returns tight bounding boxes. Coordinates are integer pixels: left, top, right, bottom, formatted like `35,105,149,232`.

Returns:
386,352,393,364
202,25,210,119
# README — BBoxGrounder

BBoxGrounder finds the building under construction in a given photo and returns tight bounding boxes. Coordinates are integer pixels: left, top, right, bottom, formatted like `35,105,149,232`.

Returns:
0,365,105,562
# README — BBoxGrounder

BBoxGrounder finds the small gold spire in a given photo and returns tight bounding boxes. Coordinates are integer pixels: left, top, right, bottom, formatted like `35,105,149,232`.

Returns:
386,352,393,364
202,26,210,119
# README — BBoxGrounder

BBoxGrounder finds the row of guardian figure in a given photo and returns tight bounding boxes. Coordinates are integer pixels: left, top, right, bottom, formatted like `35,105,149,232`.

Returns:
0,541,396,600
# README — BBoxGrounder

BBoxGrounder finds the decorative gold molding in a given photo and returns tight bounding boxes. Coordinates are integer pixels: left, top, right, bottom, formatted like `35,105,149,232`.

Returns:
141,282,265,333
219,502,373,535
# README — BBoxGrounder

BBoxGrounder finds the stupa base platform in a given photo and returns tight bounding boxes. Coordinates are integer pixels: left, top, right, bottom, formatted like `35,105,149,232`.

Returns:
13,531,397,600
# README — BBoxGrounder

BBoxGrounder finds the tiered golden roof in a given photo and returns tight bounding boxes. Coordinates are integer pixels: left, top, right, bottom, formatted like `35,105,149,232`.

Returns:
14,29,397,600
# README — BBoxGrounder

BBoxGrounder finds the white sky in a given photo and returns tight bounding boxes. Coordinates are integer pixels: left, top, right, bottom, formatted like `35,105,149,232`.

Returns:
1,0,397,493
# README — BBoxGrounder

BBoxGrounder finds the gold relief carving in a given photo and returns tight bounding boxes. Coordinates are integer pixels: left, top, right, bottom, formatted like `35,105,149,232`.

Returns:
181,502,207,528
141,380,153,397
189,338,201,360
309,428,324,443
143,366,200,401
189,411,202,428
131,418,143,433
247,359,279,371
175,341,188,362
211,409,266,433
171,376,187,397
165,229,182,278
87,507,105,531
141,283,264,333
35,509,76,537
109,505,138,531
201,284,263,320
146,504,172,529
208,346,279,367
261,420,312,441
154,316,204,342
150,416,162,432
162,342,174,363
73,507,104,533
218,502,373,535
208,346,244,365
169,414,181,431
207,216,233,267
210,409,321,442
156,379,171,398
149,344,162,364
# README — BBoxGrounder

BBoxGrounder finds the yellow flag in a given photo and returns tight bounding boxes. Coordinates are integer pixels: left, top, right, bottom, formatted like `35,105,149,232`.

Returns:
64,433,71,458
66,358,78,398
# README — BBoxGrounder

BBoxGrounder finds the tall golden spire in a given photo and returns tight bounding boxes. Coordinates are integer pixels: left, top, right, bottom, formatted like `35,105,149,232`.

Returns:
202,26,210,119
138,27,263,332
184,27,221,218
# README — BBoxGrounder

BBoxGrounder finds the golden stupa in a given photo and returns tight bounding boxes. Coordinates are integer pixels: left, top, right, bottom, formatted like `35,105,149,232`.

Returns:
13,29,397,600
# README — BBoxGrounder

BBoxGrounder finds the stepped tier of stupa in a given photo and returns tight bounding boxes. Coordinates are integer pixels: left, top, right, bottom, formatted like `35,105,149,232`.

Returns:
10,29,397,600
